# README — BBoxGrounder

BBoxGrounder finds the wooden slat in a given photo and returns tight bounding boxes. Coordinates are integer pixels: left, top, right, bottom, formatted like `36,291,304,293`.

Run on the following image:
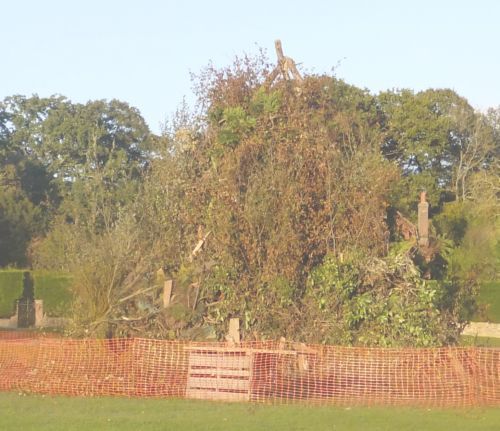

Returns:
185,346,297,355
188,377,249,391
190,368,250,377
186,349,254,401
217,377,250,391
216,368,250,377
186,389,249,401
188,354,250,369
187,376,218,390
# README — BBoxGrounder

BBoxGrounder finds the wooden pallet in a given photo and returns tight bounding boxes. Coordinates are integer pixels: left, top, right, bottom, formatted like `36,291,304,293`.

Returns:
186,347,252,401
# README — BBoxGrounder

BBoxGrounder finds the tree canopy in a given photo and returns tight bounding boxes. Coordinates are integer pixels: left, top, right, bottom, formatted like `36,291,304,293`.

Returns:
0,95,153,265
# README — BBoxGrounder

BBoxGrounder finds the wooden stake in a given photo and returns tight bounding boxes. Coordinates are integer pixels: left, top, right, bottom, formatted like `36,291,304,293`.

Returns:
163,280,173,308
227,318,241,343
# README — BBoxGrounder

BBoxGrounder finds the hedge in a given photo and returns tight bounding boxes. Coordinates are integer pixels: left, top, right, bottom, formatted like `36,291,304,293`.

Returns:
33,271,73,317
0,270,72,318
0,270,24,318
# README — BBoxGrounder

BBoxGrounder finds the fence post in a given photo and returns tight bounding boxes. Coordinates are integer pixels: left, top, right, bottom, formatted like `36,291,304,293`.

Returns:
227,318,241,343
163,280,173,308
34,300,44,327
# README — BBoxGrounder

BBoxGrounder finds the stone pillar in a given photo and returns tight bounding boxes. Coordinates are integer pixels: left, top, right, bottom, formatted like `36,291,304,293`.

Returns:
418,191,429,247
34,300,44,327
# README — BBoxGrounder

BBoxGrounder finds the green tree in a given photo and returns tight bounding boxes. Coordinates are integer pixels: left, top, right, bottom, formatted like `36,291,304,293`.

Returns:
0,176,43,266
379,89,496,212
1,95,153,266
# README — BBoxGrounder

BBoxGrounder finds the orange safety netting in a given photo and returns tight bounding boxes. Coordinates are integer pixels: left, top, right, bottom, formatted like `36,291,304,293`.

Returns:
0,331,498,406
0,331,60,340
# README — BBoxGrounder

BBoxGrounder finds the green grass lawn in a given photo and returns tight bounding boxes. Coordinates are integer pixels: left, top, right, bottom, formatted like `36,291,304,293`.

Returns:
477,281,500,323
0,393,499,431
460,335,500,347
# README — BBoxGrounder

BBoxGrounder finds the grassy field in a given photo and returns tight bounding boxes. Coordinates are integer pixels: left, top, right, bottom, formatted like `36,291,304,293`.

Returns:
461,335,500,347
0,393,499,431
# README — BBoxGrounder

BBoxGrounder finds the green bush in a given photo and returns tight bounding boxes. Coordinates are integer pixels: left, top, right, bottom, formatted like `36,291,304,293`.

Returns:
302,251,458,347
0,270,24,318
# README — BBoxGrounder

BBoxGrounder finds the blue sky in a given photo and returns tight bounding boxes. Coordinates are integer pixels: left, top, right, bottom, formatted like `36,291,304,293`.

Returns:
2,0,499,133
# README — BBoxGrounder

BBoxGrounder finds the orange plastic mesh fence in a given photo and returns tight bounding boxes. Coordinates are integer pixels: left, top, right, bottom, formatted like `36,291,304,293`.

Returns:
0,332,498,406
0,331,60,340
